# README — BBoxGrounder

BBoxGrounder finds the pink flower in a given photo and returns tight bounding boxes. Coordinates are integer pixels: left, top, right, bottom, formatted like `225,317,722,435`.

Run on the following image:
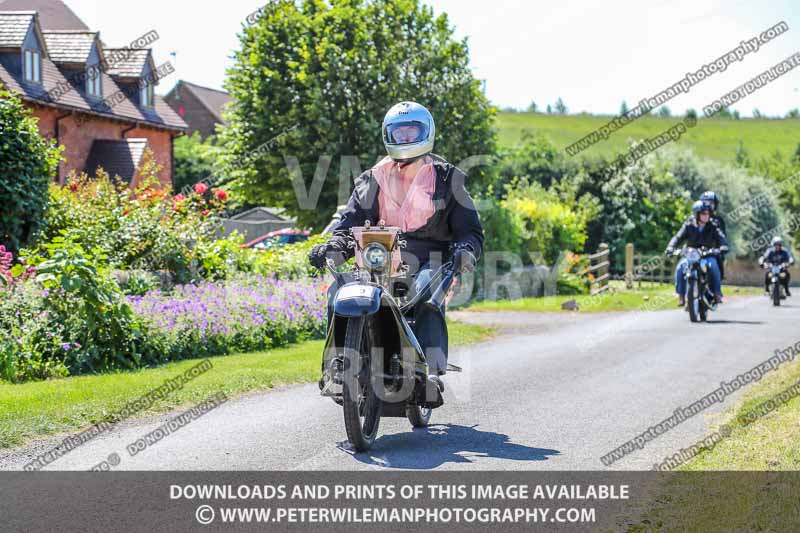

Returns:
174,193,186,202
194,183,208,195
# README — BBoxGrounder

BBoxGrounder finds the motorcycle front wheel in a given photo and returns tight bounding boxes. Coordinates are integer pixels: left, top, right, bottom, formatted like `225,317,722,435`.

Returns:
341,316,382,452
687,278,701,323
773,280,781,307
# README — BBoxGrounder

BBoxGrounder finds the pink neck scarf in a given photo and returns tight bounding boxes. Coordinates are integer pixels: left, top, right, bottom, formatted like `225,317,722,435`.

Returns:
372,156,437,232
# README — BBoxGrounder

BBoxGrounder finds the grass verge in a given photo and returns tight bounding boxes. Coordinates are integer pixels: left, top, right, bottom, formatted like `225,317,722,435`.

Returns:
465,283,762,313
0,320,495,450
629,348,800,530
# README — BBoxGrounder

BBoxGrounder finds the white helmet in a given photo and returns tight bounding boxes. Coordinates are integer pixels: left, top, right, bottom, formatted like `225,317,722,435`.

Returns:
382,101,435,163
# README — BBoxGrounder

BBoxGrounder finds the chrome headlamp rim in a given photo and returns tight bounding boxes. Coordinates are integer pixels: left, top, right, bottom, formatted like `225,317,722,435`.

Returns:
363,242,389,272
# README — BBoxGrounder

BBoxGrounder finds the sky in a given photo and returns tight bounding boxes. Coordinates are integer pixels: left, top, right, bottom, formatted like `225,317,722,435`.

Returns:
61,0,800,117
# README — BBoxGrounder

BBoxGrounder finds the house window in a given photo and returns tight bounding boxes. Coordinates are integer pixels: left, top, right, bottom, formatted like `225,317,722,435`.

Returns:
23,49,41,83
86,64,102,97
140,81,154,108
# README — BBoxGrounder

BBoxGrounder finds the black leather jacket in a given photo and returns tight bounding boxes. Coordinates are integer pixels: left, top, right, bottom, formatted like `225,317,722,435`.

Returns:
327,154,484,269
667,219,729,251
760,247,794,265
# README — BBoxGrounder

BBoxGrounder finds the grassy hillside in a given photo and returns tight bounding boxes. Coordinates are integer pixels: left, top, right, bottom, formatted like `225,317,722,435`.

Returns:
495,112,800,163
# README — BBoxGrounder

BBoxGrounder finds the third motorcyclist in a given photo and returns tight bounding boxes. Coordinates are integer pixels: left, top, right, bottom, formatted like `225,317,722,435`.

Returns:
759,236,794,296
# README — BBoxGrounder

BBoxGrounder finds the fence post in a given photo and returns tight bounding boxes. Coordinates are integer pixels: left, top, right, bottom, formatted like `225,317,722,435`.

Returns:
599,243,609,294
625,243,634,289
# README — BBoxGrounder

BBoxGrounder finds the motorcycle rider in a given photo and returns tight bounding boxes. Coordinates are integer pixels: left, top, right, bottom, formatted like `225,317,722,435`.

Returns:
759,236,794,296
308,101,484,377
666,201,729,307
700,191,727,280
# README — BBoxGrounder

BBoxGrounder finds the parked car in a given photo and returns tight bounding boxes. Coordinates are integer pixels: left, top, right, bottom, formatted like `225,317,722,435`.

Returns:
242,229,310,250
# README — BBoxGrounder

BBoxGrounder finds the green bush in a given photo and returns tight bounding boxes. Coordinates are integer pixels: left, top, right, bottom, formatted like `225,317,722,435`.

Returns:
0,87,62,252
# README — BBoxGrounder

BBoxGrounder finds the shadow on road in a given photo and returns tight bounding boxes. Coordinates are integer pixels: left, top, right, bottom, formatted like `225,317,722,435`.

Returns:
347,424,560,469
704,320,764,325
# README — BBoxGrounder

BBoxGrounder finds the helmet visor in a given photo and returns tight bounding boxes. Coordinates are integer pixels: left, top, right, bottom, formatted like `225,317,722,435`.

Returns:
385,121,429,145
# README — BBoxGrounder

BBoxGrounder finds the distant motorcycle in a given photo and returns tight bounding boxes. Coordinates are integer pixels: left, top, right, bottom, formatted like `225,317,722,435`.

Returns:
318,221,461,452
764,261,789,307
675,247,721,323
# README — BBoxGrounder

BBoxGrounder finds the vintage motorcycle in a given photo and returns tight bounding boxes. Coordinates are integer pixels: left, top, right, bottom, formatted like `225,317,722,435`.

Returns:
764,261,790,307
317,221,462,452
675,246,723,323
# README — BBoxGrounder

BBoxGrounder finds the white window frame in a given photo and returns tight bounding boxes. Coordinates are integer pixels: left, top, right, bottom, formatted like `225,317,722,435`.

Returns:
86,64,102,98
23,49,41,83
140,81,154,108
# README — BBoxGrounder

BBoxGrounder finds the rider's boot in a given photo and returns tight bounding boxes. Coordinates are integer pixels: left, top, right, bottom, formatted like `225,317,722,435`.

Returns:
678,294,685,307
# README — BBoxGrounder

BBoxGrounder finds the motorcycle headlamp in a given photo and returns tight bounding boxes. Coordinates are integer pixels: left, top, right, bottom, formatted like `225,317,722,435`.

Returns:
363,243,389,272
686,249,701,262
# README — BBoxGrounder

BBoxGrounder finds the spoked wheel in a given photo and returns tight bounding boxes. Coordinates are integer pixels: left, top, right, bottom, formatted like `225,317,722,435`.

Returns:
342,316,382,452
773,281,781,307
687,278,701,323
406,405,432,428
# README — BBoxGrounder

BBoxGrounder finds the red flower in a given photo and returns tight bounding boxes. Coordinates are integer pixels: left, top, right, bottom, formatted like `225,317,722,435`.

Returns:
194,183,208,195
214,189,228,202
70,183,78,192
123,209,130,216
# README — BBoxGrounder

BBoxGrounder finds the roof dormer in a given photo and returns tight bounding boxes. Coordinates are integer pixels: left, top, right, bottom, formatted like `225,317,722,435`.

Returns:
42,30,104,99
105,47,156,108
0,11,49,85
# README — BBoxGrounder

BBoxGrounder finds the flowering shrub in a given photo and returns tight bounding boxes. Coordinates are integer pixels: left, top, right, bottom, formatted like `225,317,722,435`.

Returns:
128,275,327,358
34,163,230,283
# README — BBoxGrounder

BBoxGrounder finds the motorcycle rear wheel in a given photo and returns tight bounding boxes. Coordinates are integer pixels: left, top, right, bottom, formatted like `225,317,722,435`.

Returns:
406,405,432,428
342,316,382,452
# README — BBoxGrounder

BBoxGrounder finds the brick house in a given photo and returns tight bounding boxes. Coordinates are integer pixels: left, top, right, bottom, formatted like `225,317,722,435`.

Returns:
165,80,231,139
0,0,187,188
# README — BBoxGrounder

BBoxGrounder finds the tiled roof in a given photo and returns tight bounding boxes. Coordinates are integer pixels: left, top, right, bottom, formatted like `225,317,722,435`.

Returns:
0,11,33,48
0,0,88,31
181,81,233,123
42,31,96,64
0,51,187,131
84,138,148,182
104,48,149,78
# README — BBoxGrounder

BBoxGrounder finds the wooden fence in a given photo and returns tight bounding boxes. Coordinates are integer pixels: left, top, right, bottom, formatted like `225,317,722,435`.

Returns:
584,243,610,294
624,243,676,289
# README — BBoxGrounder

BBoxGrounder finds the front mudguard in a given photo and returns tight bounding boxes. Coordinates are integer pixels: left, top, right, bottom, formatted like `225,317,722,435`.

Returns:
333,283,382,317
320,284,429,399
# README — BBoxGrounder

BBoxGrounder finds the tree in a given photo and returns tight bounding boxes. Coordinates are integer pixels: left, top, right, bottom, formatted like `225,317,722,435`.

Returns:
546,104,552,114
787,108,800,119
686,108,698,120
219,0,496,228
173,132,218,195
554,97,567,115
753,108,764,119
732,110,741,120
657,106,671,117
527,100,538,113
0,88,62,252
735,140,750,168
619,101,629,115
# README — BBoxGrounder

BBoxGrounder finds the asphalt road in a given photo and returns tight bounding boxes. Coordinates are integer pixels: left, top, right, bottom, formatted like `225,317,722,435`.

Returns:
3,295,799,471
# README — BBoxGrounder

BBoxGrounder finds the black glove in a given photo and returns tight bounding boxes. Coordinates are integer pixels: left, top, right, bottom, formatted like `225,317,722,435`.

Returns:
452,244,477,274
308,243,331,269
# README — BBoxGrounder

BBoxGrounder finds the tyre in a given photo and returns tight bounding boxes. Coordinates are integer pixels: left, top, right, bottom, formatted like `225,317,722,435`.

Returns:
773,280,781,307
687,278,701,323
406,405,432,428
341,316,382,452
